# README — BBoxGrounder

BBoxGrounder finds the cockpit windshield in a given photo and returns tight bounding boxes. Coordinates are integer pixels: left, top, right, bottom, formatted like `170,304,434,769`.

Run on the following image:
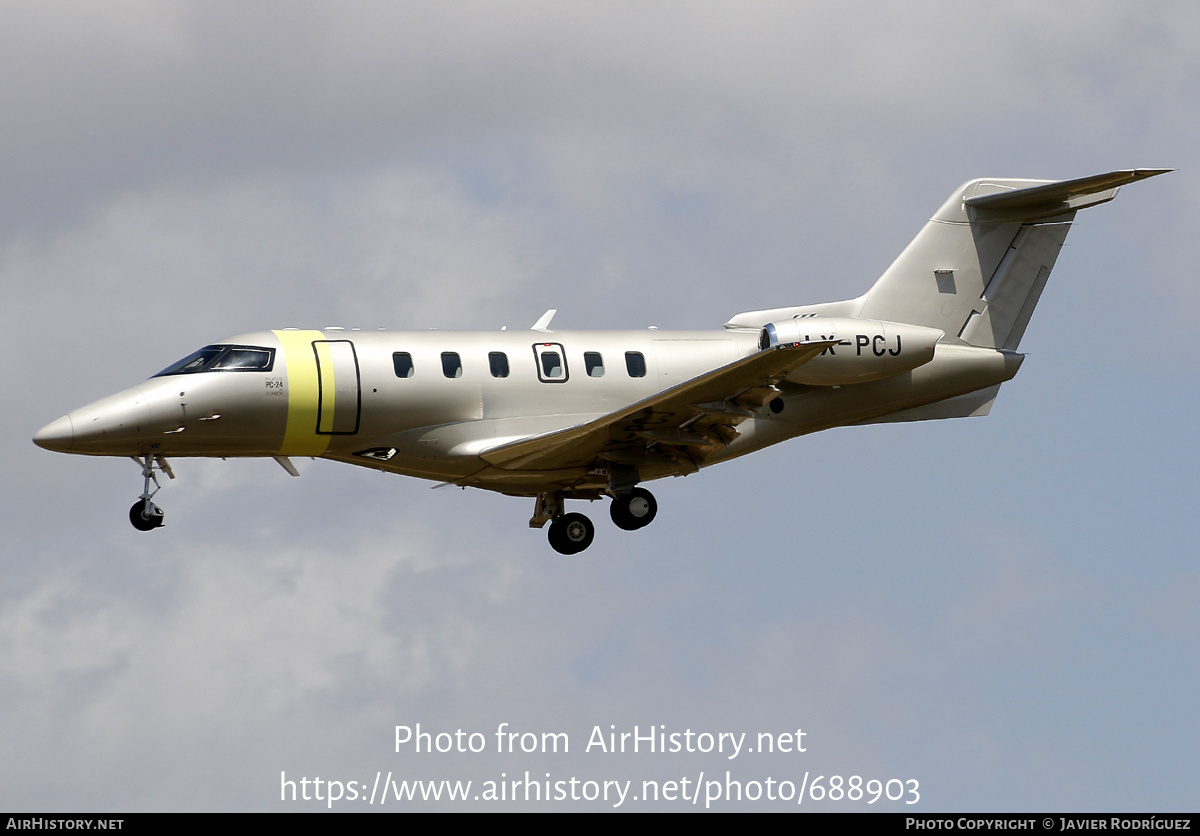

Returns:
154,345,276,377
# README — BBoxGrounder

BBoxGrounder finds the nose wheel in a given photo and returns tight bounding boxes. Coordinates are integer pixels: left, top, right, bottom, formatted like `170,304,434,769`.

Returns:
129,454,173,532
129,499,165,531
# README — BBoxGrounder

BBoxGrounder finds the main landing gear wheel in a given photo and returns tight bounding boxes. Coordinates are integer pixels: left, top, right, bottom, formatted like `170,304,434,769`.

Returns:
548,512,595,555
609,487,657,531
129,500,164,531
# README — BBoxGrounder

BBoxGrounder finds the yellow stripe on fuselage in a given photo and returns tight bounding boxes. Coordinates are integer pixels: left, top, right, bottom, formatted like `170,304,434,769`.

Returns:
274,330,332,456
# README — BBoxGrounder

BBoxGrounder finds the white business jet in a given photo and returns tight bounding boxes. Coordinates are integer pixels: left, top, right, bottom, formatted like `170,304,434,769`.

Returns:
34,169,1168,553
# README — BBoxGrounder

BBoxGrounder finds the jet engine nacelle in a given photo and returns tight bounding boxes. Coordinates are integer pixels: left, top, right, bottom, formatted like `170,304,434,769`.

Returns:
760,317,944,386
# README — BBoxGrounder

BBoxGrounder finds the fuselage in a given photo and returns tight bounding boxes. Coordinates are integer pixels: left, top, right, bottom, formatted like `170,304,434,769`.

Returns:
34,325,1020,497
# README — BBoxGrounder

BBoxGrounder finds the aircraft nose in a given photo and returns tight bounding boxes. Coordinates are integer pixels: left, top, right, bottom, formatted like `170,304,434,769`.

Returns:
33,414,74,452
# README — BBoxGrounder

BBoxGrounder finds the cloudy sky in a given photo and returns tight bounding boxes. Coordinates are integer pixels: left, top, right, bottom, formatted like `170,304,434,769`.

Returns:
4,1,1198,811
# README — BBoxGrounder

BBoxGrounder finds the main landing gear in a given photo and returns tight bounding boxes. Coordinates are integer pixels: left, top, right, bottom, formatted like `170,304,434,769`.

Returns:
129,454,174,531
531,485,659,555
548,513,594,555
609,487,657,531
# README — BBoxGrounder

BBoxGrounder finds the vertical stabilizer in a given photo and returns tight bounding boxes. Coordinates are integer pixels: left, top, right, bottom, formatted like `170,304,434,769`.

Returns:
857,169,1169,350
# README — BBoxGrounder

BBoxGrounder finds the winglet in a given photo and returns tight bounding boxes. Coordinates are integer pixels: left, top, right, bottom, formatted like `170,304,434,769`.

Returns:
531,309,557,331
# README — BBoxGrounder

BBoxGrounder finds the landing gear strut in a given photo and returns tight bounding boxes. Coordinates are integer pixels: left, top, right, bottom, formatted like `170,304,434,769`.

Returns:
129,454,173,531
531,492,597,555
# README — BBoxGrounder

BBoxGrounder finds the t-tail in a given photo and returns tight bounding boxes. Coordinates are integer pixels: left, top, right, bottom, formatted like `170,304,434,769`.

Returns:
730,169,1170,350
856,168,1171,349
726,169,1170,423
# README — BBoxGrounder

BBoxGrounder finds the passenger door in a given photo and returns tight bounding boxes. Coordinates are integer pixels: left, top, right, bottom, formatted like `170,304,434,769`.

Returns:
313,340,361,434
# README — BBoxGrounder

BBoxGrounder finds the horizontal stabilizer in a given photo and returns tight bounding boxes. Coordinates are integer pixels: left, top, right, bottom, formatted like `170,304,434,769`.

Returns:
964,169,1171,223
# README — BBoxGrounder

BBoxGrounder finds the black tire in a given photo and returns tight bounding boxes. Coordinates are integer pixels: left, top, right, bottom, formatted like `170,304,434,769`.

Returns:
129,500,164,531
548,512,595,554
609,487,657,531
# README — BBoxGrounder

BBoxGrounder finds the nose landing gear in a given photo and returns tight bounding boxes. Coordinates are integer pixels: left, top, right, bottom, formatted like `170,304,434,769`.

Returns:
129,454,173,531
129,499,164,531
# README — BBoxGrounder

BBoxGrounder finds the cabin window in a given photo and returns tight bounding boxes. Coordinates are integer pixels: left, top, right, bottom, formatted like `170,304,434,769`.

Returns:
584,352,604,377
489,352,509,378
625,351,646,378
533,343,569,383
441,352,462,378
540,351,563,379
393,352,414,378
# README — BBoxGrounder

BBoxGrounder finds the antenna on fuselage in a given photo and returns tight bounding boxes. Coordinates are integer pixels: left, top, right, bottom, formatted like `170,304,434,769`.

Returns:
530,309,557,331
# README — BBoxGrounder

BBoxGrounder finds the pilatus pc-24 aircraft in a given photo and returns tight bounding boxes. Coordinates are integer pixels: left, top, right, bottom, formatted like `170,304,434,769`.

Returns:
35,169,1167,554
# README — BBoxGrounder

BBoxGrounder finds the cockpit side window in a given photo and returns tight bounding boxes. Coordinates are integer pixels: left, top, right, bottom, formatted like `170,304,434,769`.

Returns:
154,345,275,377
210,348,273,371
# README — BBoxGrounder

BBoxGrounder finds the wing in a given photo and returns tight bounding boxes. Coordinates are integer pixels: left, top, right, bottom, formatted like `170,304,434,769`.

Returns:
478,341,835,474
